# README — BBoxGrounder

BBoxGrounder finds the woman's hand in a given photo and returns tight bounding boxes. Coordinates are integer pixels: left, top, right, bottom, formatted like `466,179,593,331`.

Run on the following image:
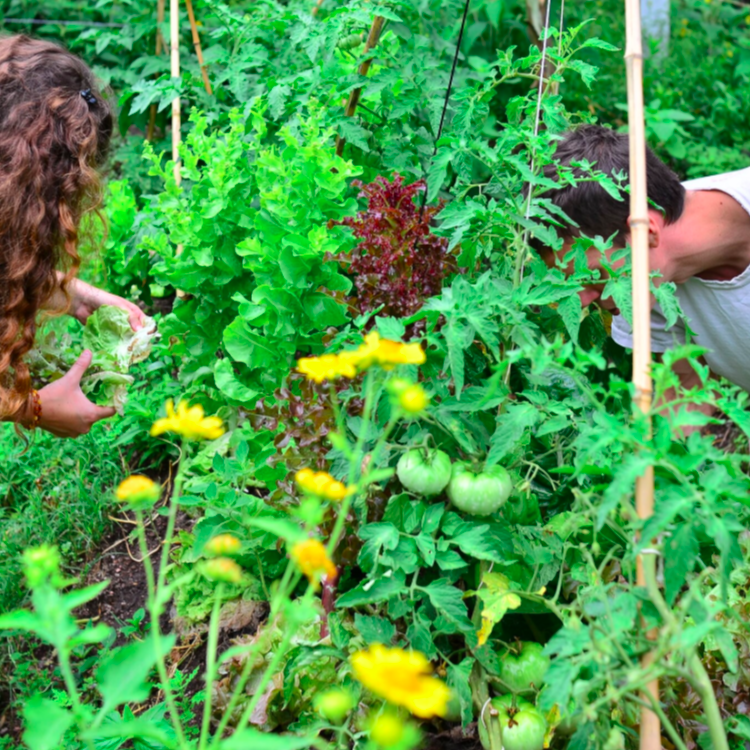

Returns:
37,350,116,438
68,279,145,332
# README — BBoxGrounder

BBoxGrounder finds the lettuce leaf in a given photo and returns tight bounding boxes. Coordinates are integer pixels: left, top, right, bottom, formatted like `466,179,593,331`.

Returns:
80,306,158,414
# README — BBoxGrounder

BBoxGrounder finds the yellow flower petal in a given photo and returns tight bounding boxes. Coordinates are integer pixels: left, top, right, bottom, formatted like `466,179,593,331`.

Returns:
204,534,242,556
203,557,243,584
115,475,160,508
295,468,351,502
150,399,225,441
291,539,337,587
351,644,450,718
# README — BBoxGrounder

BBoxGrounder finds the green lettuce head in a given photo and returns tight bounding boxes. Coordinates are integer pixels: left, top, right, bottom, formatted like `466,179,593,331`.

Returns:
80,305,159,414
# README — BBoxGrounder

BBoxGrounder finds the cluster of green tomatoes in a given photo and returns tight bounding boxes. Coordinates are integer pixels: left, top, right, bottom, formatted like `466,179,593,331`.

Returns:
488,642,552,750
396,448,513,516
396,450,570,749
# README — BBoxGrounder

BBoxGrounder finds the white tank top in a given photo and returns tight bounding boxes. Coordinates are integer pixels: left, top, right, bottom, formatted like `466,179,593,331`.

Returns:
611,166,750,391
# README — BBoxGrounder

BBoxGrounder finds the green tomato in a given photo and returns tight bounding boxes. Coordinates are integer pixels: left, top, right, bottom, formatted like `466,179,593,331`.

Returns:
603,728,625,750
396,448,452,496
447,462,512,516
490,694,533,722
500,707,547,750
497,642,550,693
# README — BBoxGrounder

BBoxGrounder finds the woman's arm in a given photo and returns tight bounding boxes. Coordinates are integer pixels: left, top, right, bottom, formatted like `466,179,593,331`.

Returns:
45,272,145,331
4,350,115,437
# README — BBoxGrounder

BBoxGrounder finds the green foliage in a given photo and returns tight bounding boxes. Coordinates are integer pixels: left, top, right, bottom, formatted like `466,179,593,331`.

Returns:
142,106,359,402
0,424,124,613
1,1,749,749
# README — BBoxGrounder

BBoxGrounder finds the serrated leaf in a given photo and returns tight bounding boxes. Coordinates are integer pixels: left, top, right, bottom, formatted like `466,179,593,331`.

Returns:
652,281,681,330
358,522,400,573
486,403,540,467
449,521,514,563
664,524,698,605
406,620,436,658
557,293,582,342
595,453,653,528
22,696,74,750
476,572,522,646
581,38,620,51
447,658,475,726
566,59,599,89
336,572,407,607
420,579,474,633
355,614,396,645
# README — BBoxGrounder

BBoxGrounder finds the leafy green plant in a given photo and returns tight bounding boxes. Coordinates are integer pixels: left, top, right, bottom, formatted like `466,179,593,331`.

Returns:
142,105,359,404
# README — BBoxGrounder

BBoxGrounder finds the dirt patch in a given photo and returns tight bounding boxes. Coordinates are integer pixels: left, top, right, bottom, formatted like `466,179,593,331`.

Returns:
76,508,192,635
424,723,481,750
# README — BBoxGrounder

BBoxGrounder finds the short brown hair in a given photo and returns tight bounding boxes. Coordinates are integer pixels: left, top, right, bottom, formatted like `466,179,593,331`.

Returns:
0,35,112,419
538,124,685,243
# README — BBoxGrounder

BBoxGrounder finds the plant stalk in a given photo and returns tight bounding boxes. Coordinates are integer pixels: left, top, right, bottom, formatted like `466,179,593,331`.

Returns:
198,583,224,750
134,508,187,746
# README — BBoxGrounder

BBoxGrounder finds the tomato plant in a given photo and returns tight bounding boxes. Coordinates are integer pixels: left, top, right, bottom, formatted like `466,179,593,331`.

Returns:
3,2,750,750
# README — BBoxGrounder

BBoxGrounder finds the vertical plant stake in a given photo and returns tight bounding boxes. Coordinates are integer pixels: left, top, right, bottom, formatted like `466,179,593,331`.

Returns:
335,14,385,156
623,0,660,747
146,0,166,142
170,0,181,187
185,0,212,95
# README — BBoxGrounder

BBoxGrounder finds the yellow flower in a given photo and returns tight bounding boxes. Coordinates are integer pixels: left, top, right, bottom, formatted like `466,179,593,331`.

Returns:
204,534,242,556
351,645,451,718
295,468,351,501
398,384,429,415
296,333,425,384
116,475,160,508
352,332,425,371
291,539,337,586
297,353,358,383
150,400,225,441
370,712,407,747
203,557,243,584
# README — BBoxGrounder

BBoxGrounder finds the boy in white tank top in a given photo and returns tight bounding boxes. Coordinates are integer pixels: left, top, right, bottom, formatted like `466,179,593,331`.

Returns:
536,125,750,405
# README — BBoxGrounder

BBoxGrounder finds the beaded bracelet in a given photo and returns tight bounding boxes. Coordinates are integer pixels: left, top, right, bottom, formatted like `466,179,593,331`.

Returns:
28,389,42,430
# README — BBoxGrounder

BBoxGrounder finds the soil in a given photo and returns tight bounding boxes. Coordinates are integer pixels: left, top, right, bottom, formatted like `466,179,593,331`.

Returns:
424,724,481,750
75,509,181,634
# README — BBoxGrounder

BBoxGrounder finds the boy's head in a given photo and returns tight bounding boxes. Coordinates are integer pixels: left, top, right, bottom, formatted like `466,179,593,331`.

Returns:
535,125,686,308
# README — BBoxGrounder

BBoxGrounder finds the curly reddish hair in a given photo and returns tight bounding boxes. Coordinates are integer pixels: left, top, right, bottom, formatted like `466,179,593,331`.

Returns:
0,35,112,420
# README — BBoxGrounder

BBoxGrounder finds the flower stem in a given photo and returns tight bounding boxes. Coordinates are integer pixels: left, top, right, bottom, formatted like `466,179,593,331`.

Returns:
198,583,224,750
135,508,186,747
208,564,300,747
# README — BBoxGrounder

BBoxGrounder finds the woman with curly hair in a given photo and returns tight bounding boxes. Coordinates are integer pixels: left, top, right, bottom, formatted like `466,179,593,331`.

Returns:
0,35,144,438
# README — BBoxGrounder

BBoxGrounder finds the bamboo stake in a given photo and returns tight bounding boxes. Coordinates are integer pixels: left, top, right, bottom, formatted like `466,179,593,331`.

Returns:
146,0,166,142
184,0,213,95
170,0,188,300
335,15,385,156
170,0,181,186
624,0,660,747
